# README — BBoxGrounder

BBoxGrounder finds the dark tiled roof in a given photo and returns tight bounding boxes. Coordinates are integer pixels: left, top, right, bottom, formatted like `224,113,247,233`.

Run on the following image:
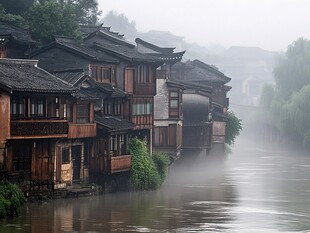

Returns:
28,35,119,63
53,69,87,86
0,21,36,45
188,60,231,84
88,79,127,98
79,24,105,35
74,87,102,100
0,59,75,93
135,38,185,62
166,80,186,89
94,43,162,63
95,114,134,131
135,38,175,54
174,80,212,94
150,51,185,62
80,24,125,39
81,24,134,48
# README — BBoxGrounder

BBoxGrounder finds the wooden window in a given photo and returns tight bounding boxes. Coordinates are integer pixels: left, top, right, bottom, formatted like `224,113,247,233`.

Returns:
10,96,27,118
114,102,122,116
137,65,151,83
31,97,45,117
103,101,112,115
12,143,31,172
77,104,90,123
132,103,152,115
169,91,179,117
62,148,70,164
90,65,115,83
66,103,72,122
132,98,153,116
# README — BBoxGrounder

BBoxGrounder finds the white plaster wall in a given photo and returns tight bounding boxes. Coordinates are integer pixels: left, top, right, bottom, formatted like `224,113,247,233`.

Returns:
154,79,169,120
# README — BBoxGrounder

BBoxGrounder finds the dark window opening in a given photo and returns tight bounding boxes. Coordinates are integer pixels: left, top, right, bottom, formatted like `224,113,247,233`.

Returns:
62,148,70,164
77,104,90,123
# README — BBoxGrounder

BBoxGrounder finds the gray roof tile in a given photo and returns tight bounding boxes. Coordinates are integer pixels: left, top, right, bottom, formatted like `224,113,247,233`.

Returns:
0,59,75,93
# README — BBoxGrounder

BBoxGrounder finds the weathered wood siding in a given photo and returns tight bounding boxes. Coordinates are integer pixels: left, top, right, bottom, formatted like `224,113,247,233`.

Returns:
10,120,68,139
134,83,156,96
124,68,134,94
0,93,10,144
68,124,96,138
33,47,90,72
212,121,226,144
110,155,131,174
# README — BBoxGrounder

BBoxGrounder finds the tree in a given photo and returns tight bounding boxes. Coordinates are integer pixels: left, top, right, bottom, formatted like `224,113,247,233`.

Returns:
273,38,310,98
286,85,310,143
0,0,34,15
102,11,137,38
260,84,275,108
60,0,101,25
225,111,242,145
25,0,80,43
0,4,28,28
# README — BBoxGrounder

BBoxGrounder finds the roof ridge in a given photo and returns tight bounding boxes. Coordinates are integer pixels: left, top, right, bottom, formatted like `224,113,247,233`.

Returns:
0,58,38,66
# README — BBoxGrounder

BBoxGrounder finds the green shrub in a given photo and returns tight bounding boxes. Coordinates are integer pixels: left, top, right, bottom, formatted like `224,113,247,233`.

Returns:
152,152,170,184
0,182,25,218
128,138,168,191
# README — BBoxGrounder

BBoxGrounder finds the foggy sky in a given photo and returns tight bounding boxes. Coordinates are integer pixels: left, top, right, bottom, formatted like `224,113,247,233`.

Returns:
99,0,310,52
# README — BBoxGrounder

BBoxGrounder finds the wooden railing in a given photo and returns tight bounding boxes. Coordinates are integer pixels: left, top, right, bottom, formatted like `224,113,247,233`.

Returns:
10,120,68,138
68,123,96,139
110,155,132,174
131,115,153,129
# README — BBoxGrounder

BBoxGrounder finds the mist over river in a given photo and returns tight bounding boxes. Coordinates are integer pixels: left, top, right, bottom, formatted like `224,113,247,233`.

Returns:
1,136,310,233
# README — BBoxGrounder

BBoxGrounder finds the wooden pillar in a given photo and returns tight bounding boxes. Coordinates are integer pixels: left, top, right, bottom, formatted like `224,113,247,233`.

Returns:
118,135,122,156
81,142,84,181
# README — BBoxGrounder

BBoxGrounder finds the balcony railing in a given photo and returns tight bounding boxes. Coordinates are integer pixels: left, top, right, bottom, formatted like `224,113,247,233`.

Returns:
68,123,96,139
131,115,153,129
110,155,132,173
10,120,68,138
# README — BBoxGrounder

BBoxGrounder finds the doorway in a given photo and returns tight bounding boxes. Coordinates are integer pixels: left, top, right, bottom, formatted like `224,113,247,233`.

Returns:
72,145,82,182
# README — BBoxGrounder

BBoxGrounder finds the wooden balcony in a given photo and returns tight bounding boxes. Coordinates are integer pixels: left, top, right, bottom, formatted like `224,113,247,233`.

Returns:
132,115,153,129
110,155,132,174
10,120,68,139
68,123,96,139
134,83,156,96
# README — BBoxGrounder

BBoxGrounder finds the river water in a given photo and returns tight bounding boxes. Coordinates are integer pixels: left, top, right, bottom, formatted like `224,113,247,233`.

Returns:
1,138,310,233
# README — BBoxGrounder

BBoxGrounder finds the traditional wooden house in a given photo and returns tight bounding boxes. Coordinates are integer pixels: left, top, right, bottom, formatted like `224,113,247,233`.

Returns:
0,59,73,190
171,59,231,153
135,38,185,159
177,81,213,153
29,31,163,151
0,21,36,58
53,70,134,181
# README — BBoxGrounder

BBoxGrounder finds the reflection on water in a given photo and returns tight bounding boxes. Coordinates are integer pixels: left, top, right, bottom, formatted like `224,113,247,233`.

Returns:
1,139,310,232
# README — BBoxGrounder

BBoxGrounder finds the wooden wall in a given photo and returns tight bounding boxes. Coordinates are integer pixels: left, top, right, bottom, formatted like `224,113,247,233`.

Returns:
34,47,90,72
68,124,96,138
212,121,226,144
0,92,10,145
